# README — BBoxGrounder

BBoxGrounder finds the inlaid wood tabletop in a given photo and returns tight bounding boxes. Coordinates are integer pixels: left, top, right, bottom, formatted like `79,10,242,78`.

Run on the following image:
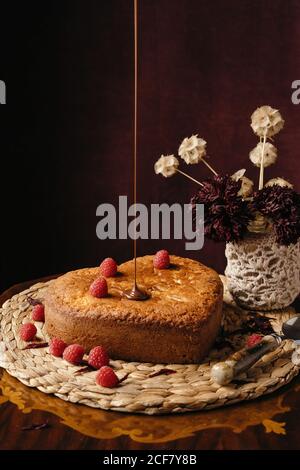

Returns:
1,277,300,450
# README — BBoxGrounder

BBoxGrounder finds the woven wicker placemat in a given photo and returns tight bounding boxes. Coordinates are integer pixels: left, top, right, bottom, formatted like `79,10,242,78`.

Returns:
0,278,299,415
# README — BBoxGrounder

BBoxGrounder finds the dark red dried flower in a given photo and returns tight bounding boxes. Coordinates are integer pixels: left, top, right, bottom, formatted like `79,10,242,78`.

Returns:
190,175,254,242
252,186,300,245
273,217,300,246
251,186,300,218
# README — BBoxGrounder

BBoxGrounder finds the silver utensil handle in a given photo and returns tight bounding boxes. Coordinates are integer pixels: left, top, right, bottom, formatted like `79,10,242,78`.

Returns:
211,335,281,385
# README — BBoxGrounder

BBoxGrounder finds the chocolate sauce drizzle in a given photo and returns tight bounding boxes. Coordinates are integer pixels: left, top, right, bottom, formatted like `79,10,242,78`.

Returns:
122,0,149,302
122,285,149,301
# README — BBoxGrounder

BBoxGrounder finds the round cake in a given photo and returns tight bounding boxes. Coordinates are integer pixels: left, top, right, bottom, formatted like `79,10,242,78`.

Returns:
44,255,223,364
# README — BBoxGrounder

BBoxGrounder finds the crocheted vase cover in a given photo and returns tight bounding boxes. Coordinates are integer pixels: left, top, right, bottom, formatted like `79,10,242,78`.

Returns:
225,232,300,311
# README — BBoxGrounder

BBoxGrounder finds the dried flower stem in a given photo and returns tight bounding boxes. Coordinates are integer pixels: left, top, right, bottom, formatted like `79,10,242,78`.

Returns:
259,131,267,190
202,158,218,176
176,169,204,186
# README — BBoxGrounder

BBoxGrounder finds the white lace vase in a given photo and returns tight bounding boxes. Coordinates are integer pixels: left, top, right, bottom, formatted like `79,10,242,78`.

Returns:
225,232,300,311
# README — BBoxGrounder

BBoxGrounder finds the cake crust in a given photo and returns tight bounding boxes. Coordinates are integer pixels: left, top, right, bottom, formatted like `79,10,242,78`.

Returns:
44,255,223,364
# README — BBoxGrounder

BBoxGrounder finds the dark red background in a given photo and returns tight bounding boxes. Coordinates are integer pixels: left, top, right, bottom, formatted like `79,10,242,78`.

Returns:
1,0,300,291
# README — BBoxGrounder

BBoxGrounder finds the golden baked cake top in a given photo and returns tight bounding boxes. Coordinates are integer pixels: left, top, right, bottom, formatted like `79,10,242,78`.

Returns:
44,255,223,330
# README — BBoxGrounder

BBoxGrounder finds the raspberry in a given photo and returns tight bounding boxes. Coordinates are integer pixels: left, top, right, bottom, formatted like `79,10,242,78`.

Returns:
63,344,84,364
100,258,118,277
89,277,108,298
246,334,263,348
88,346,109,369
32,304,45,322
49,338,67,357
96,366,119,388
20,323,37,342
153,250,170,269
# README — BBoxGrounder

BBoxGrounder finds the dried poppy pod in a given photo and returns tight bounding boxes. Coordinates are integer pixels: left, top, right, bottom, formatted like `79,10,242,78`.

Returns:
249,142,277,168
250,105,284,138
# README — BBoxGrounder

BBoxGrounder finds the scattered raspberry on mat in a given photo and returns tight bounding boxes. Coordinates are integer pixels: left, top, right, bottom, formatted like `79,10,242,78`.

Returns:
246,333,263,348
49,338,67,357
63,344,84,364
32,304,45,322
88,346,109,369
20,323,37,342
96,366,119,388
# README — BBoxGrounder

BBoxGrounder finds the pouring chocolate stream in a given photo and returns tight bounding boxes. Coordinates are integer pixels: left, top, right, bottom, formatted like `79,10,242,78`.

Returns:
123,0,149,301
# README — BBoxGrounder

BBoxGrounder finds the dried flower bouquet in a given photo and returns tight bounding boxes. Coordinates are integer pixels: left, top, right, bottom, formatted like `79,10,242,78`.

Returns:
155,106,300,310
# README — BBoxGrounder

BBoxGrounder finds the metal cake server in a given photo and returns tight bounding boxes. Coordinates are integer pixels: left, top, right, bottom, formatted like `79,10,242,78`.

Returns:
211,315,300,386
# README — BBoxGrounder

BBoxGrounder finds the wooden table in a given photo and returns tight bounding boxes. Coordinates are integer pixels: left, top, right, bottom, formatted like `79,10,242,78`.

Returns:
1,278,300,450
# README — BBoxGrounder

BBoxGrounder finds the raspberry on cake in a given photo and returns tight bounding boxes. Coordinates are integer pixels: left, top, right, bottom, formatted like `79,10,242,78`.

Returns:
44,255,223,364
100,258,118,277
89,277,108,298
153,249,170,269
